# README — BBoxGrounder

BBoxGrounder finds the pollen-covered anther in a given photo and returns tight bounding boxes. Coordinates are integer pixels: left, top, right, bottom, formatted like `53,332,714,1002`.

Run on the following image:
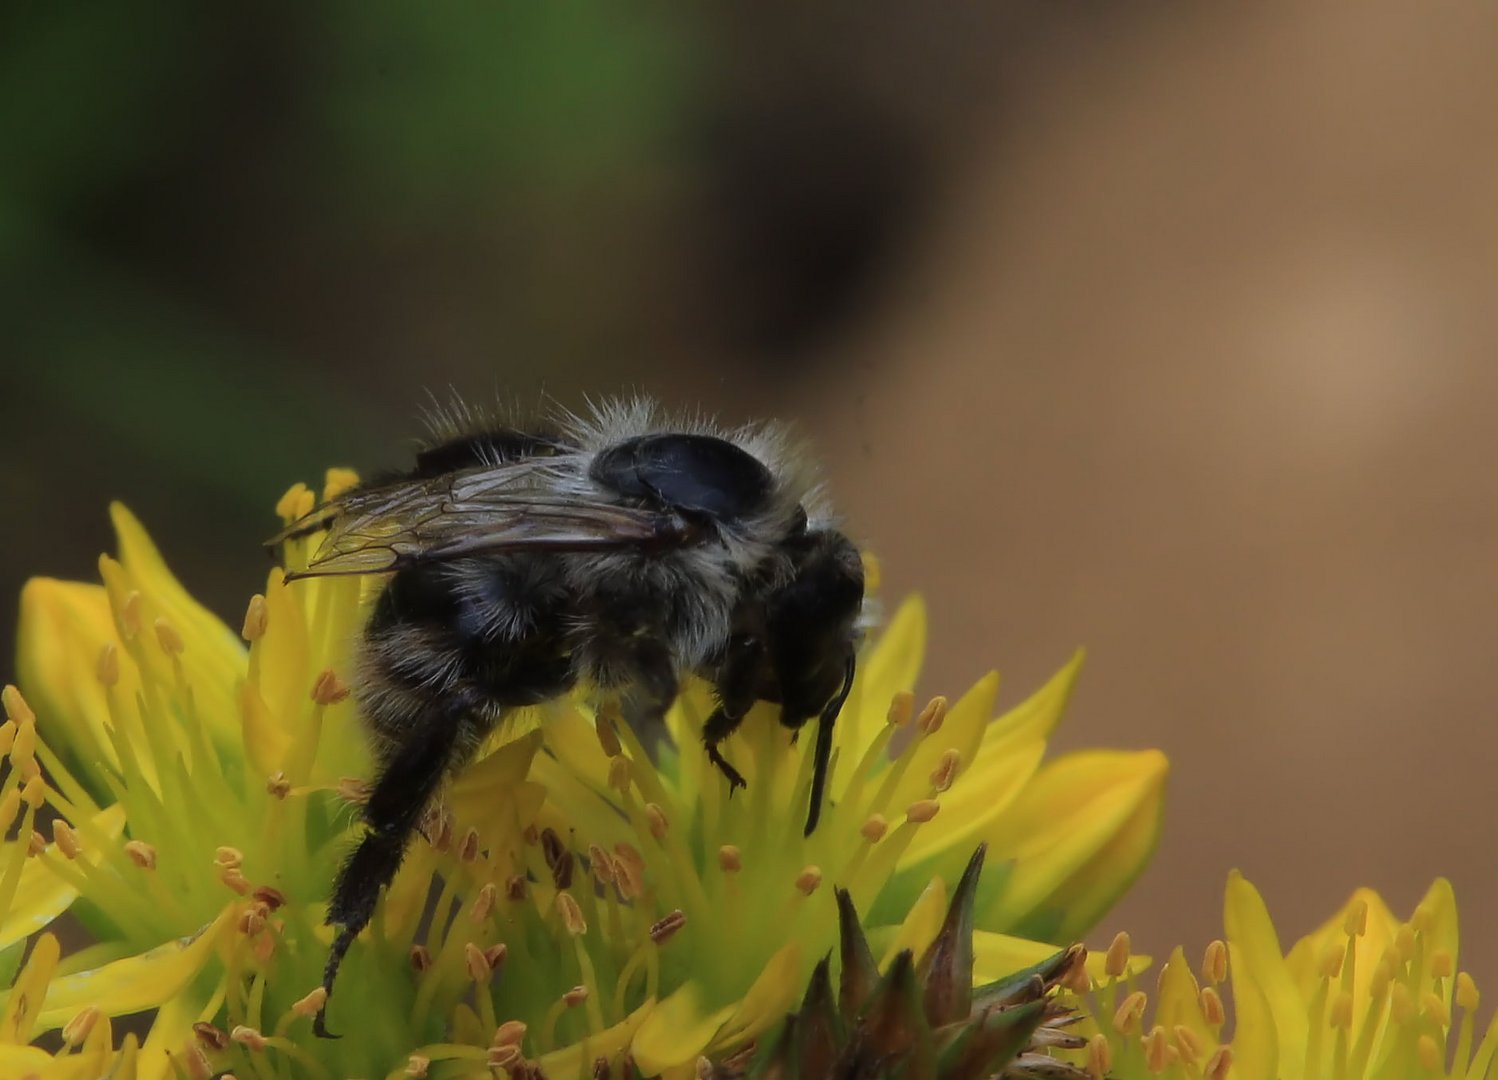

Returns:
557,892,588,935
237,903,269,936
589,844,617,884
1201,939,1228,985
1205,1047,1233,1080
51,820,81,859
1112,990,1148,1034
492,1020,527,1048
125,840,158,870
96,643,120,687
1143,1025,1169,1072
0,790,20,833
1086,1033,1112,1079
718,845,742,873
1396,924,1416,961
409,944,433,972
505,875,528,902
1062,951,1093,994
1173,1025,1203,1062
1318,941,1343,979
485,943,508,971
1419,1034,1442,1071
405,1053,431,1078
471,882,498,923
337,777,372,805
1,685,35,725
20,774,45,810
1104,931,1131,979
1423,991,1451,1029
1432,949,1455,979
1199,986,1225,1027
265,771,291,799
310,669,350,705
916,696,949,734
1458,971,1481,1012
928,748,961,793
184,1045,215,1080
886,690,915,727
10,718,37,773
563,985,590,1008
120,591,143,639
645,802,669,839
860,814,889,843
1330,990,1354,1030
154,617,185,656
253,885,287,910
282,986,326,1020
230,1025,268,1052
191,1021,230,1051
61,1006,100,1047
522,823,540,846
488,1045,522,1069
695,1057,714,1080
26,830,45,857
241,595,269,642
214,846,245,870
649,909,687,944
905,798,940,824
794,865,823,896
465,942,494,983
219,867,251,895
458,826,481,863
595,711,623,757
607,756,632,793
323,467,360,501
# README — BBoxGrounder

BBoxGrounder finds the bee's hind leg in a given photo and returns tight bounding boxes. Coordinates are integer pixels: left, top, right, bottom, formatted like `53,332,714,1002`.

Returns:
316,694,471,1038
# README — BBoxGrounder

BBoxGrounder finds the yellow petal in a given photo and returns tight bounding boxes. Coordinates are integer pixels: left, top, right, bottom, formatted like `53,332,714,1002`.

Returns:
978,749,1167,941
0,805,127,950
537,1000,654,1078
971,930,1148,984
0,1045,92,1078
981,650,1083,751
877,877,948,969
15,579,130,786
108,504,245,738
29,907,231,1031
836,595,927,793
0,931,59,1043
893,734,1045,883
1153,946,1216,1055
1225,871,1304,1077
712,941,805,1052
1284,886,1398,1011
134,984,206,1080
631,984,737,1074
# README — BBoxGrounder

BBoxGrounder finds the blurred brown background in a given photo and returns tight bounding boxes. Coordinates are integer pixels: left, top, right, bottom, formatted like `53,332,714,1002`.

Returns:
4,4,1497,980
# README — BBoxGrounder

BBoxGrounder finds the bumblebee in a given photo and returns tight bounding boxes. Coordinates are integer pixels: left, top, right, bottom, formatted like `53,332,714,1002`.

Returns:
273,399,865,1036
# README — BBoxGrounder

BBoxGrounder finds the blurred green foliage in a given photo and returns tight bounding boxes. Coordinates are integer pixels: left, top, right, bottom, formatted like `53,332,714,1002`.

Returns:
0,3,701,667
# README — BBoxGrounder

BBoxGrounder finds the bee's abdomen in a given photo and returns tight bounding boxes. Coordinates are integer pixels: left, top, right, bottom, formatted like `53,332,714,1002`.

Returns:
356,558,576,757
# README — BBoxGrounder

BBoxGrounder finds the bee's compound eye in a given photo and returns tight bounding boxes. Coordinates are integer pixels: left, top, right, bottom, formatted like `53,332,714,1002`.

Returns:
592,434,776,524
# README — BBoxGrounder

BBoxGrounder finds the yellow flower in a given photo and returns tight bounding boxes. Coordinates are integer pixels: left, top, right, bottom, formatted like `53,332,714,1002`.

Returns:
1073,872,1498,1080
0,479,1168,1078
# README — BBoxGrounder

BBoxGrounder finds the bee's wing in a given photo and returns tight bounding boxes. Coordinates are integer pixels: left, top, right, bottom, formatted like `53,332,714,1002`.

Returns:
273,459,693,580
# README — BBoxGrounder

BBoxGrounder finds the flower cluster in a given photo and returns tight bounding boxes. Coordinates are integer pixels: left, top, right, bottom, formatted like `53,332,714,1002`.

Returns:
0,477,1166,1078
